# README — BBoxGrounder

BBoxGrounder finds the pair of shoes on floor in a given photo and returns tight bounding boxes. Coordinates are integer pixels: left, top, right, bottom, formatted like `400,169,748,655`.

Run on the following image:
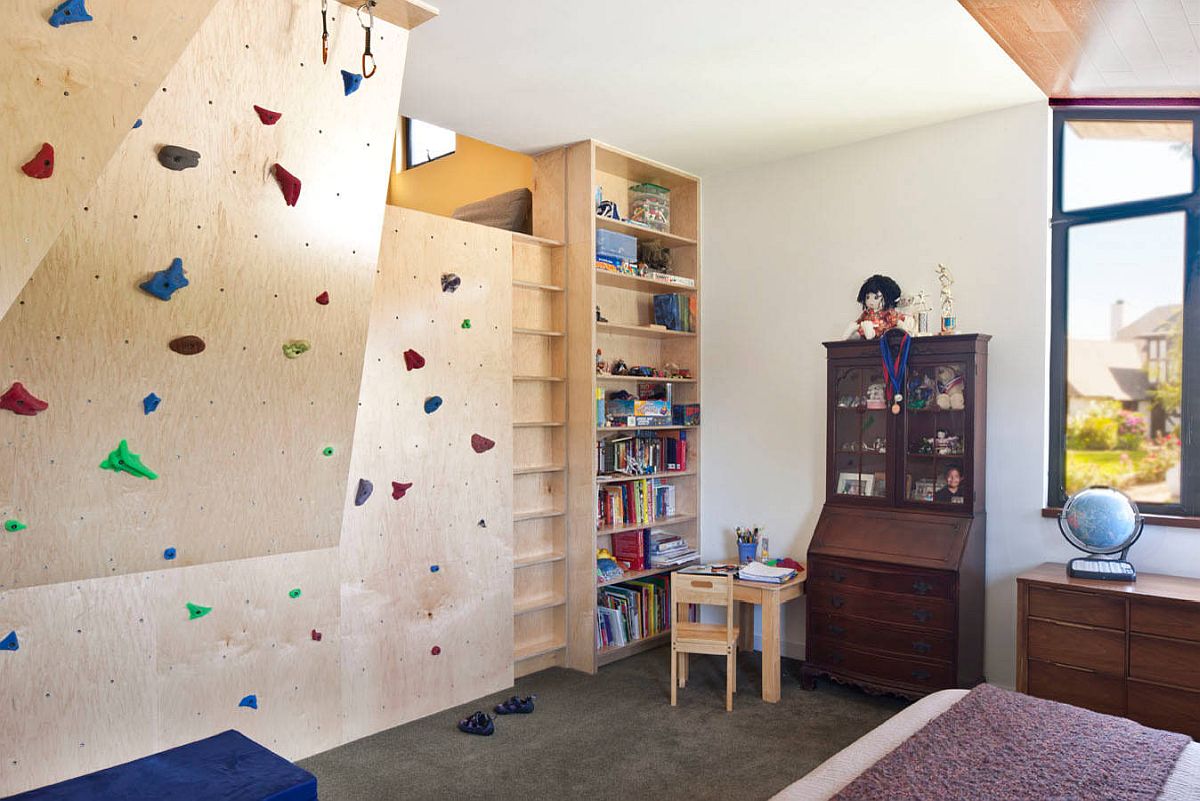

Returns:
457,696,537,736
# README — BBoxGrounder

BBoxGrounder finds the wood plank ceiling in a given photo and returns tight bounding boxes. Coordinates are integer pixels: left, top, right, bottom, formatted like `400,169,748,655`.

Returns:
960,0,1200,98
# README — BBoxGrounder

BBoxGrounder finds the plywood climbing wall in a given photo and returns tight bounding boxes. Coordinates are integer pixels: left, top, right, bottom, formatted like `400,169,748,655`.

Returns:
339,206,514,742
1,0,219,318
0,0,409,592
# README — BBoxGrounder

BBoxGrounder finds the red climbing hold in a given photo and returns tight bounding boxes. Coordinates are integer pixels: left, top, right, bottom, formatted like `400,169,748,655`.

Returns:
253,105,282,125
273,163,301,207
0,382,48,416
311,629,322,642
403,349,425,371
21,143,54,179
431,645,441,656
315,291,329,305
391,481,413,500
471,434,496,454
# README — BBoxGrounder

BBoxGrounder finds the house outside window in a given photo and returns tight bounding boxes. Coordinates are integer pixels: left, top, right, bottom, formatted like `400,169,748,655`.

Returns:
1049,108,1198,516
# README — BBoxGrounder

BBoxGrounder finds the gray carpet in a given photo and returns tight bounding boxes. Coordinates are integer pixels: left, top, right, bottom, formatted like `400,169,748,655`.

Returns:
300,647,908,801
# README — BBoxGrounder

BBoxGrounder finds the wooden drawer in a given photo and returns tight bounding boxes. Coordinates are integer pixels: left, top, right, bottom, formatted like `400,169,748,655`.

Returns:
1026,584,1124,630
1026,659,1125,717
809,612,956,662
1131,599,1200,643
809,557,953,600
808,637,955,690
1130,634,1200,690
1026,618,1125,675
808,585,954,632
1127,680,1200,739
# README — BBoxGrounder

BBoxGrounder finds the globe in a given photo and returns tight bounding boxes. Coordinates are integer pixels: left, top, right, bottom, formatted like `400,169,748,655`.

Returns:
1059,486,1142,555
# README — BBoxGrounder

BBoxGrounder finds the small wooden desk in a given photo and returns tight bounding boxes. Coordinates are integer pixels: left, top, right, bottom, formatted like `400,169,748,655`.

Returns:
733,573,806,703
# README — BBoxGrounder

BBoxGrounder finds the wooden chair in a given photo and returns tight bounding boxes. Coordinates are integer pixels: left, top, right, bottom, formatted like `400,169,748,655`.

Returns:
670,572,739,711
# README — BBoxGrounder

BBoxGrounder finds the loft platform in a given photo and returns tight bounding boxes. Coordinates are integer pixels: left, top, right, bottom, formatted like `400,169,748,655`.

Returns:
336,0,438,30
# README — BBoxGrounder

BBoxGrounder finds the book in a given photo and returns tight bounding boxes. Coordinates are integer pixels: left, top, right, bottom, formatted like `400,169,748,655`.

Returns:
737,561,797,584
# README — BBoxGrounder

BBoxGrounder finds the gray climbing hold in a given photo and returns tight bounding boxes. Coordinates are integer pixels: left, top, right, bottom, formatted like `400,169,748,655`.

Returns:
354,478,373,506
157,145,200,171
441,274,461,293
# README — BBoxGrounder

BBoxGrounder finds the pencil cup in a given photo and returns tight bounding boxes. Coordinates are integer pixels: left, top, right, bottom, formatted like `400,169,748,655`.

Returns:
737,541,757,564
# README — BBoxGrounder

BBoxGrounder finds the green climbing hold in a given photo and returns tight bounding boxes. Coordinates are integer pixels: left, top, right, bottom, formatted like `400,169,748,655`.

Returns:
4,519,27,532
288,588,302,599
282,340,311,359
461,319,471,329
100,440,158,480
322,446,334,457
186,602,212,620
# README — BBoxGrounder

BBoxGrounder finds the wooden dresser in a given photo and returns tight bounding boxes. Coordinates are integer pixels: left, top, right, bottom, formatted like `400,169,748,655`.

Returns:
802,334,988,700
1018,563,1200,739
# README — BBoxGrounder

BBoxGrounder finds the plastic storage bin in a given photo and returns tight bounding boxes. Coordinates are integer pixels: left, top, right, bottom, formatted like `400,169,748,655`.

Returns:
629,183,670,232
596,228,638,265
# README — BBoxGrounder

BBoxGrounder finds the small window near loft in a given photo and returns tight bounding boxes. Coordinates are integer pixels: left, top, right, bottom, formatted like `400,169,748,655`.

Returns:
404,118,456,169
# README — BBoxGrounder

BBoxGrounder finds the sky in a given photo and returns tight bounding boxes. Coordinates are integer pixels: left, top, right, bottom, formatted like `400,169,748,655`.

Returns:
1064,122,1190,341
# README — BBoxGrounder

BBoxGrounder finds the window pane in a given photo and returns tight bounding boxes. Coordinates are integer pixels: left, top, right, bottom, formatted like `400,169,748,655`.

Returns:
1062,120,1193,211
1065,212,1183,506
406,119,455,168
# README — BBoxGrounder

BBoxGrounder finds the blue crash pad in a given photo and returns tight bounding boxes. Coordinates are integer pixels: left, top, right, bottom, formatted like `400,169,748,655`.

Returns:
7,730,316,801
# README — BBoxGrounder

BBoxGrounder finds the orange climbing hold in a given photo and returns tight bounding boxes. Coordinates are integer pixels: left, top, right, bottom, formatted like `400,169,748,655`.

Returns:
21,143,54,179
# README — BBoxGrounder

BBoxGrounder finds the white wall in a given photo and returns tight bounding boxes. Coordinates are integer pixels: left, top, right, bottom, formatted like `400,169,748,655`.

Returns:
702,101,1200,687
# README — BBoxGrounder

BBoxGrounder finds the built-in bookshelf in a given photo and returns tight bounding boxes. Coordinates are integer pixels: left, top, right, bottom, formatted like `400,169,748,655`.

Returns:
561,141,702,673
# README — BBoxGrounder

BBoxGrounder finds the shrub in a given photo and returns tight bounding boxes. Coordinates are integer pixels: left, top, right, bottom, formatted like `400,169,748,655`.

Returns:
1066,415,1118,451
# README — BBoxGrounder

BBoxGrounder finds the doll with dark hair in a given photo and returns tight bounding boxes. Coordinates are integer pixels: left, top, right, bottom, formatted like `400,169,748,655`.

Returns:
843,274,914,340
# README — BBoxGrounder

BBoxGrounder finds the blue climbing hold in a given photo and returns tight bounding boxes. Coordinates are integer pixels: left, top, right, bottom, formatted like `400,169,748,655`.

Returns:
163,547,176,560
341,70,363,96
430,565,440,573
140,257,188,301
132,118,143,129
354,478,374,507
143,393,161,415
239,694,258,710
0,631,17,651
424,396,443,414
49,0,92,27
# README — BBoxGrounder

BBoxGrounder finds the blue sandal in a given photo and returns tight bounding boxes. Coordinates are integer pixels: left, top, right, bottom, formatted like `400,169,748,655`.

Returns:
457,711,495,736
494,695,536,715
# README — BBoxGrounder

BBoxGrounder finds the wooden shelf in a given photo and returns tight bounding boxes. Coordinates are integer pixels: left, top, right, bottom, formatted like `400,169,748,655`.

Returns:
597,629,671,666
596,560,698,588
515,508,566,522
596,322,695,340
512,231,565,248
597,375,696,384
513,279,564,292
597,425,697,433
595,268,696,294
515,552,566,569
596,514,697,538
596,470,696,485
594,140,700,192
515,421,566,428
514,327,565,338
513,375,565,382
515,638,567,662
513,464,566,475
595,215,696,249
515,593,566,615
335,0,437,30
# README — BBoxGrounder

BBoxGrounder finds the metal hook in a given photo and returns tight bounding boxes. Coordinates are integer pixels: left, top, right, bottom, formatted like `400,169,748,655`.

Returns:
321,0,329,65
358,2,377,78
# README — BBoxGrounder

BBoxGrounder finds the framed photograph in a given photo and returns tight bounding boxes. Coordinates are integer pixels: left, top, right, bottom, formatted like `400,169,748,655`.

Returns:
836,472,875,496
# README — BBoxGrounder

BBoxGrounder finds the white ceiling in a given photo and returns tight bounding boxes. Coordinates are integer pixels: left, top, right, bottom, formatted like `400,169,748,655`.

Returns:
398,1,1044,176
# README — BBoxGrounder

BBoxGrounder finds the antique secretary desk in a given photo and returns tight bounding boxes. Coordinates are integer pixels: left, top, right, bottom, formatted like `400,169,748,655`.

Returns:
802,333,989,698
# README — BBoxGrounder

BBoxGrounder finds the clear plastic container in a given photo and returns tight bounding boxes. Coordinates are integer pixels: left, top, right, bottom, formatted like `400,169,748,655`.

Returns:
629,183,670,232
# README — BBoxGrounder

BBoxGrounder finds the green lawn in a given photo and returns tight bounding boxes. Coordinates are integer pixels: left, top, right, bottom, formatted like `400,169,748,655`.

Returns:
1065,449,1145,493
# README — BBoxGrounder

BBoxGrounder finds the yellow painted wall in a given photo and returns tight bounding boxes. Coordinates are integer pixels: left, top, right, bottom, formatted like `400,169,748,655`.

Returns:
388,130,534,216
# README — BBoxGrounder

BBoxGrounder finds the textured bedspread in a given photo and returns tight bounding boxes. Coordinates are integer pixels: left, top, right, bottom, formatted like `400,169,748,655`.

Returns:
830,684,1189,801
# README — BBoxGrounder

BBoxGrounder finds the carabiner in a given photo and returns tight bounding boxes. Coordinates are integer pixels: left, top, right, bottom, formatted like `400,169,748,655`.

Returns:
358,2,377,78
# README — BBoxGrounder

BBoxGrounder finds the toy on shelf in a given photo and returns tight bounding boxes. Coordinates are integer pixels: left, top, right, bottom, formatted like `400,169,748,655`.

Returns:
935,365,965,410
597,199,621,220
597,548,624,583
906,373,936,410
864,382,887,410
629,183,670,232
843,274,915,340
936,263,956,334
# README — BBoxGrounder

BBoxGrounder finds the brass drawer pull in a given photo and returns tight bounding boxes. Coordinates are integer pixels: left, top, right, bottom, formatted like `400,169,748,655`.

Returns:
912,609,932,623
912,580,933,595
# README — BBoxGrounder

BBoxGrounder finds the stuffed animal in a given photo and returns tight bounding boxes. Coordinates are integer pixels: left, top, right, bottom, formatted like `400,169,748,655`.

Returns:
844,274,916,340
935,365,965,410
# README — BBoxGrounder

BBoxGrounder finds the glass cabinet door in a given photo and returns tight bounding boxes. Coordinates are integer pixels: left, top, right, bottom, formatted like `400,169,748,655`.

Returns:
832,366,889,500
901,360,970,507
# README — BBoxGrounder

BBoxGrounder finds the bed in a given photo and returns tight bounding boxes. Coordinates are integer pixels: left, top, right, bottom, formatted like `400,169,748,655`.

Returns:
773,688,1200,801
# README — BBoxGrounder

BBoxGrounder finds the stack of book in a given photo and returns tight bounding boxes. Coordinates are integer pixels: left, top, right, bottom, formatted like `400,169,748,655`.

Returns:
737,561,798,584
653,293,697,333
596,576,673,649
649,529,697,568
597,431,688,475
597,479,676,530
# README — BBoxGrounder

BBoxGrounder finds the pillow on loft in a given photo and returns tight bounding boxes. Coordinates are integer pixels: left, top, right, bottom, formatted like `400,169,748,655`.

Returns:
451,187,532,234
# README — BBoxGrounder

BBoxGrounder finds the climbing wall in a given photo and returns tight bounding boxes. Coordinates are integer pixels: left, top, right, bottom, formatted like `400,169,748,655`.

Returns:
0,0,409,592
339,206,514,741
1,0,219,318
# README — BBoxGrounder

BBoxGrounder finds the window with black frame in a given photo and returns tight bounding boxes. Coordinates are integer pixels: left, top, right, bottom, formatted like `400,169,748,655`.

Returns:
1049,107,1199,517
403,117,456,169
